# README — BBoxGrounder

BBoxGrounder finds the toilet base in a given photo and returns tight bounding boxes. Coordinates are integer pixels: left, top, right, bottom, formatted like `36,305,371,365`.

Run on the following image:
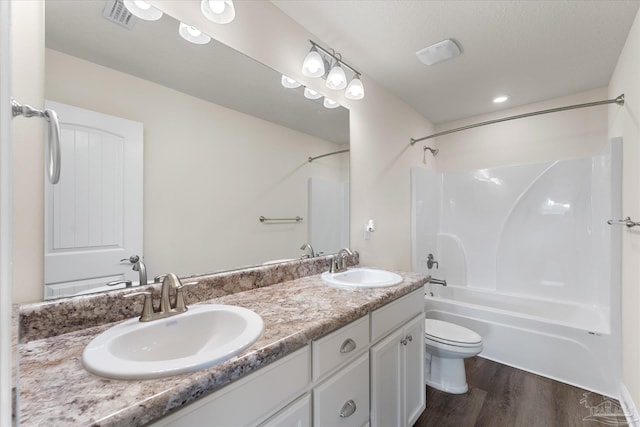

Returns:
425,354,469,394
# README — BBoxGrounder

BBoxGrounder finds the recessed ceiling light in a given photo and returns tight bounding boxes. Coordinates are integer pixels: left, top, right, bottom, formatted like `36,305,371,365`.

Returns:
416,39,461,66
493,95,509,104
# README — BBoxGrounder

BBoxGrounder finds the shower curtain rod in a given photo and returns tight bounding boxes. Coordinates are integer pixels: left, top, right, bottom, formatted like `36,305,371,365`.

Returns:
409,94,625,146
308,148,350,163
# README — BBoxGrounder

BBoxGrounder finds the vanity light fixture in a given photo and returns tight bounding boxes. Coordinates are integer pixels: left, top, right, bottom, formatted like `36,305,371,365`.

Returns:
304,87,323,100
281,75,301,89
178,22,211,44
301,40,365,101
123,0,163,21
201,0,236,24
323,98,340,109
345,75,365,100
493,95,509,103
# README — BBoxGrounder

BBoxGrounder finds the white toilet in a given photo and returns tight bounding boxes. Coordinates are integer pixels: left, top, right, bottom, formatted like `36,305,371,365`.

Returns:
424,318,483,394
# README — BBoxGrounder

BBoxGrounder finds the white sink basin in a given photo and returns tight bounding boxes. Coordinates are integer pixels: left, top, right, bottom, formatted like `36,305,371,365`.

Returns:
82,304,264,380
321,268,403,289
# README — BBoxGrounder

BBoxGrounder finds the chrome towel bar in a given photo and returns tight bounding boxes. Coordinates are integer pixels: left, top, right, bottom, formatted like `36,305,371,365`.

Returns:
259,216,303,223
607,217,640,228
11,98,61,184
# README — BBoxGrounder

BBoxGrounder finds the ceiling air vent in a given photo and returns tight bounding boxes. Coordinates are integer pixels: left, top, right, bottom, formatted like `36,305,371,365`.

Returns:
102,0,137,30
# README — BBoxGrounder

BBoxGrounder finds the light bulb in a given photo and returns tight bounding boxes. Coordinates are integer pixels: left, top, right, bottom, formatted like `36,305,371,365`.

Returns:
201,0,236,24
324,98,340,109
123,0,163,20
345,75,365,100
281,75,301,89
179,22,211,44
326,63,347,90
302,47,325,78
304,87,322,100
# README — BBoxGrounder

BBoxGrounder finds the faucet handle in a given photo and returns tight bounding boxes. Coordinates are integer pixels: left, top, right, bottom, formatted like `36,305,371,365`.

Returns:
124,291,154,321
174,282,198,312
107,280,132,288
120,255,140,264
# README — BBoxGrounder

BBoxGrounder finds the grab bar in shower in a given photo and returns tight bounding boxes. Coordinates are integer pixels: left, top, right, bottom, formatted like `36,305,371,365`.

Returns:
259,216,303,223
607,217,640,228
11,98,61,184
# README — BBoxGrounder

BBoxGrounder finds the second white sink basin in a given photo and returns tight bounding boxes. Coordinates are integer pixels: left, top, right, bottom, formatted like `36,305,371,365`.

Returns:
321,268,403,289
82,304,264,380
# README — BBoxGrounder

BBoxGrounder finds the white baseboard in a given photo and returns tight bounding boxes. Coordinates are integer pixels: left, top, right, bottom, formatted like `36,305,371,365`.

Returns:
620,382,640,427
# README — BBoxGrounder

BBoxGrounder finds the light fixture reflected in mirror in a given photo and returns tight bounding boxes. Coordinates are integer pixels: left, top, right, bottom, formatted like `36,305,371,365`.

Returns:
326,61,347,90
281,75,301,89
304,87,322,100
345,75,364,100
178,22,211,44
123,0,163,21
323,98,340,109
302,46,326,78
201,0,236,24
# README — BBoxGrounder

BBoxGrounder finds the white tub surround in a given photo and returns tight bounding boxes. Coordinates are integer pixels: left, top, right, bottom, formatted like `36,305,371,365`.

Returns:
414,140,622,397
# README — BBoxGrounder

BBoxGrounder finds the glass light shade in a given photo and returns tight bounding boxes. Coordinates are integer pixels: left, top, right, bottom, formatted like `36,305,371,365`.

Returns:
179,23,211,44
345,76,365,100
123,0,163,21
326,63,347,90
323,98,340,109
302,47,325,78
201,0,236,24
281,75,301,89
304,87,322,100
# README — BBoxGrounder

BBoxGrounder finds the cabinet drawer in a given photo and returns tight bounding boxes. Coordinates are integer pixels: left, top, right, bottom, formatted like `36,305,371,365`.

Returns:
371,289,423,342
312,315,369,380
152,346,310,427
313,353,370,427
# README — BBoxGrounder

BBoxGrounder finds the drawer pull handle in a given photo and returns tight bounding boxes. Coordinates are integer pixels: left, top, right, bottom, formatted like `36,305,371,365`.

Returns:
340,399,357,418
340,338,357,353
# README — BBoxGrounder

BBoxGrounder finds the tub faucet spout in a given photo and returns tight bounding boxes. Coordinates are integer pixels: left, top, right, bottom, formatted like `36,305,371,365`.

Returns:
429,277,447,287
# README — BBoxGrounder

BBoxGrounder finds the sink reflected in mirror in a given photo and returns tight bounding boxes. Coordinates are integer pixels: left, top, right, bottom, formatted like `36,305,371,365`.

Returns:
82,304,264,380
321,268,403,289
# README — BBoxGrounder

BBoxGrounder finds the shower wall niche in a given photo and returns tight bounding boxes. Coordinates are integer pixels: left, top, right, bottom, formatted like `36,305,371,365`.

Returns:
412,141,621,312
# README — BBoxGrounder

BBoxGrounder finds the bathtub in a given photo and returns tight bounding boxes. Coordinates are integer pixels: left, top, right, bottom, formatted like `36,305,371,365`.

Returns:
425,285,619,397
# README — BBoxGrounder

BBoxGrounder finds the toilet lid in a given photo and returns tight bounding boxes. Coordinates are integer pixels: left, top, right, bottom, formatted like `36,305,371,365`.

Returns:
425,319,482,346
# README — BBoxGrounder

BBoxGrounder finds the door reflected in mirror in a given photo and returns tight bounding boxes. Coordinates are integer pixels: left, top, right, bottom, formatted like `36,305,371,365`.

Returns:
43,0,349,300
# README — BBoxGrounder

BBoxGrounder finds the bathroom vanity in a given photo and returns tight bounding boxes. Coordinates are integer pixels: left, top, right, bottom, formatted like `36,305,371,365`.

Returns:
17,258,427,426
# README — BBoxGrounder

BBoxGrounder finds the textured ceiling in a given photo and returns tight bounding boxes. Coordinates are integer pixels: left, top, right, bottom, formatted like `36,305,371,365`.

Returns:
272,0,640,124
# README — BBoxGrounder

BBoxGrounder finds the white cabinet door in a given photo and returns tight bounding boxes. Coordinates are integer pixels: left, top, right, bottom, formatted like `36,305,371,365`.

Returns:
403,314,426,426
370,313,426,427
260,394,311,427
370,327,404,427
44,101,143,294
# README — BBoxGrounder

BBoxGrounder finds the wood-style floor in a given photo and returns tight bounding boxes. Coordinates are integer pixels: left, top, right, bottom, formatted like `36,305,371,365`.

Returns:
413,357,628,427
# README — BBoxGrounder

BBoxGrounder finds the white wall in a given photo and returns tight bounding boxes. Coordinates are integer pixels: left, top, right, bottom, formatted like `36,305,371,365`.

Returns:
434,87,609,171
608,8,640,412
11,1,44,303
150,1,435,275
46,49,346,278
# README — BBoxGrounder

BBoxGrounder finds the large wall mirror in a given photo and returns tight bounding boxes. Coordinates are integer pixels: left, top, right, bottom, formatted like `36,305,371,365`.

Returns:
43,0,350,300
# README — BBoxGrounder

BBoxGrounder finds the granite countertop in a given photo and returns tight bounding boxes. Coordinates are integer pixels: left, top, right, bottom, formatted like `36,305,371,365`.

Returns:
19,271,426,427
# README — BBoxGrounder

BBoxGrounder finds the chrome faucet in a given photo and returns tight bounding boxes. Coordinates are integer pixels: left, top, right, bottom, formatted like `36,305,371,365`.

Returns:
124,273,197,322
107,255,148,288
300,243,316,259
426,253,439,270
330,248,354,273
429,277,447,287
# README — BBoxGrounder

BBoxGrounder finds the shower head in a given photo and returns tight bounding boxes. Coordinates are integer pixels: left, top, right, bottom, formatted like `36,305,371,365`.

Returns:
424,146,439,156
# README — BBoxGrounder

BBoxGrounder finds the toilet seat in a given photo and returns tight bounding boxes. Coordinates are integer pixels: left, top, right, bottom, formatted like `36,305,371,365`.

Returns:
425,319,482,347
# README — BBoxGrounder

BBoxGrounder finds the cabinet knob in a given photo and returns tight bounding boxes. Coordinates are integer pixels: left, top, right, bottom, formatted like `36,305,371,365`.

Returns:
339,338,357,354
407,335,413,342
401,338,407,346
339,399,357,418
